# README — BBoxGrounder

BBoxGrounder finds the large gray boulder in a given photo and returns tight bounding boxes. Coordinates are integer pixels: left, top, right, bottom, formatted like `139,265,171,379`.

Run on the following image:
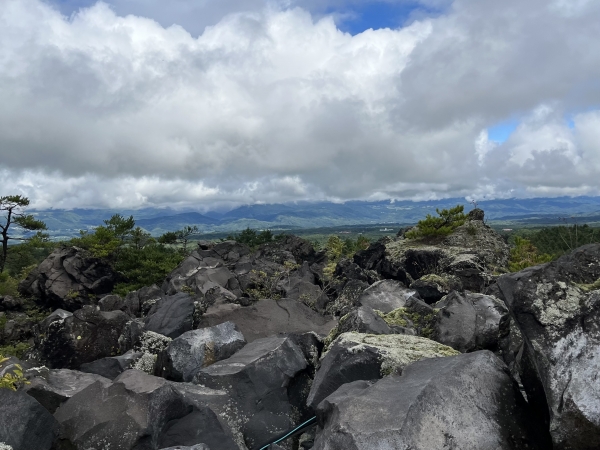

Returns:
198,298,336,342
313,351,549,450
145,292,195,339
433,291,509,353
307,332,458,410
23,368,112,414
0,389,59,450
193,335,311,449
31,306,129,369
18,246,118,311
357,280,423,313
53,369,237,450
156,321,246,382
79,350,144,380
498,243,600,450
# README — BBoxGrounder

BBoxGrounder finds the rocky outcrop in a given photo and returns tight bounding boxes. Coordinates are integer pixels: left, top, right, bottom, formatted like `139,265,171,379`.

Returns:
307,332,459,410
498,243,600,450
31,306,129,369
18,247,118,311
357,279,422,313
79,350,143,379
145,292,195,339
0,389,59,450
156,322,246,382
433,291,509,353
313,351,549,450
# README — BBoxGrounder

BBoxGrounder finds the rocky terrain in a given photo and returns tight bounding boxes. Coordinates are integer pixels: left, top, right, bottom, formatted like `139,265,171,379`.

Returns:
1,209,599,450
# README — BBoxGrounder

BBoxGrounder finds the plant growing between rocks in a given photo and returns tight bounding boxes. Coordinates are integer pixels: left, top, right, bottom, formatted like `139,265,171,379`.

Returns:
405,205,466,239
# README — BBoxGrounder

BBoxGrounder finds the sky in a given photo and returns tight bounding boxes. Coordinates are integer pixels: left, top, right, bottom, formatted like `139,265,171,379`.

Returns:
1,0,600,210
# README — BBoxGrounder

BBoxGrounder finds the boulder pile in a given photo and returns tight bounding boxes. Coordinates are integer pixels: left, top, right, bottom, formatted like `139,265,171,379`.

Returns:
1,211,599,449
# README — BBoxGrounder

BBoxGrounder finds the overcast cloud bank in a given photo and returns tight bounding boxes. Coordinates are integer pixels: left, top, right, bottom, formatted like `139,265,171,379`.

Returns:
1,0,600,209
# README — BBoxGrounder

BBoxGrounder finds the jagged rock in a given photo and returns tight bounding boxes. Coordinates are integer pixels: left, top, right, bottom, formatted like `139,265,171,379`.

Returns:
0,295,22,312
31,306,129,369
156,322,246,382
23,368,112,413
358,279,423,313
498,243,600,450
1,313,35,343
322,279,369,316
198,298,336,343
409,273,462,304
353,240,410,283
433,291,509,353
145,292,195,339
193,335,311,449
160,445,210,450
0,389,59,450
307,332,459,410
334,259,379,285
323,306,394,347
98,294,139,317
18,246,118,311
313,351,549,450
79,350,144,379
126,284,163,317
54,369,237,450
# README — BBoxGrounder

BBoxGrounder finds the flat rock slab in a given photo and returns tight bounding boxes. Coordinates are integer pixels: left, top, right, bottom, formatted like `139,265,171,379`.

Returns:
358,280,422,313
198,299,336,342
313,351,548,450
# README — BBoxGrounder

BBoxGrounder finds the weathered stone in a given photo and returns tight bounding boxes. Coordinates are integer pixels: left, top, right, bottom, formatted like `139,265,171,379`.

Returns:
18,246,118,311
23,368,112,413
433,291,509,353
323,306,394,348
145,292,195,339
357,280,423,313
193,335,310,449
409,273,462,304
156,321,246,382
31,306,129,369
79,350,144,380
0,389,59,450
313,351,549,450
307,332,459,410
498,243,600,450
198,298,336,343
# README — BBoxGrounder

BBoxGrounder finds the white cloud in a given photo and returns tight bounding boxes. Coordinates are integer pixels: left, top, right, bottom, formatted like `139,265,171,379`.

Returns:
1,0,600,209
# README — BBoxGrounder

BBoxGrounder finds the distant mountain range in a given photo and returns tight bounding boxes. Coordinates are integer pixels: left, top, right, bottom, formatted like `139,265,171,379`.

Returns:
30,196,600,239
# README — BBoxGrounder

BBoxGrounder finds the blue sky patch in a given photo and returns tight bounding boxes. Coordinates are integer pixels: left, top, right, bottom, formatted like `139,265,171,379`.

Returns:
487,119,519,143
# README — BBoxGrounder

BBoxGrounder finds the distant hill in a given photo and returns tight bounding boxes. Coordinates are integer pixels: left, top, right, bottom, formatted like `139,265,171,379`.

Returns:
30,196,600,239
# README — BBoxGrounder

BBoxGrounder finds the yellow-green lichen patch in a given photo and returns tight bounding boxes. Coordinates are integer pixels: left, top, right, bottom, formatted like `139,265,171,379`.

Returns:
575,278,600,293
378,307,438,339
334,332,459,377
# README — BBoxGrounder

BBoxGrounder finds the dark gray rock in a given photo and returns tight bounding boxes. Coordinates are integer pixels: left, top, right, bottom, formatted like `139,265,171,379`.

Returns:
79,350,144,379
145,292,195,339
0,295,22,311
433,291,509,353
313,351,549,450
156,321,246,382
193,335,310,449
18,246,118,311
498,243,600,450
23,368,112,414
98,293,140,317
126,284,163,317
409,273,462,304
307,332,459,411
0,389,59,450
53,370,192,450
198,298,336,343
31,305,129,369
358,280,423,313
159,445,210,450
323,305,394,346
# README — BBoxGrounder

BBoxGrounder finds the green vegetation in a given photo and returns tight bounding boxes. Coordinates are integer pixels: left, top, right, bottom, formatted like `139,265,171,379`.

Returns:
508,236,553,272
323,235,370,279
227,227,276,248
0,354,29,390
522,224,600,258
0,343,31,360
405,205,466,239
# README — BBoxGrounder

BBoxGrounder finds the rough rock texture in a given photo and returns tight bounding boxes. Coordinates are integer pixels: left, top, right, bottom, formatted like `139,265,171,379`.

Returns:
156,321,247,382
145,292,195,339
54,369,237,450
18,246,118,311
323,305,393,347
498,243,600,450
433,291,510,353
193,335,311,449
31,305,130,369
0,389,59,450
357,280,423,313
79,350,144,379
409,273,462,304
198,298,336,343
23,368,112,413
307,332,459,410
313,351,549,450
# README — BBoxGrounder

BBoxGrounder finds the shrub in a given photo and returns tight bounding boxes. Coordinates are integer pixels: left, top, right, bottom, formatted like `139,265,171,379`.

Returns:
405,205,467,239
227,228,275,248
0,354,29,391
508,236,553,272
